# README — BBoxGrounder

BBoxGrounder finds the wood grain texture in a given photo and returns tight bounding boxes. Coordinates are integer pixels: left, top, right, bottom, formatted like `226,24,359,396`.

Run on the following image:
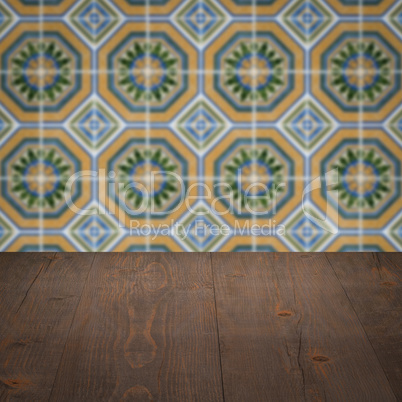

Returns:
0,253,95,401
0,253,54,339
327,252,402,400
211,253,396,401
49,253,223,402
0,252,400,401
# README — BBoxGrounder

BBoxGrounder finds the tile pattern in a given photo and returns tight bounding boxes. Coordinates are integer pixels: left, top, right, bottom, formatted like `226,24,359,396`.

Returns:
0,0,401,251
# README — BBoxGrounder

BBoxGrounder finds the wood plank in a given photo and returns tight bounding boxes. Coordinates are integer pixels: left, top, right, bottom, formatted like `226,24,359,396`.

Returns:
0,253,95,401
212,253,396,401
0,253,54,338
327,252,402,400
49,253,223,402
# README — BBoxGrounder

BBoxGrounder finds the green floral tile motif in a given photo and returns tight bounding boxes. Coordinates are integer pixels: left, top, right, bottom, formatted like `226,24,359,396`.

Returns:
118,148,179,210
206,26,303,120
313,28,401,120
224,41,284,104
224,148,284,210
330,41,391,103
118,41,178,105
12,148,71,209
11,41,72,103
1,0,401,252
332,148,391,209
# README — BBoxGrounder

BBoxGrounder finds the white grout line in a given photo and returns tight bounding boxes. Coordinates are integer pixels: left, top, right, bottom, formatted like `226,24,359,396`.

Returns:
1,69,401,75
358,0,364,251
3,3,398,250
0,175,400,181
305,0,312,252
145,0,151,251
197,0,203,154
197,0,206,210
38,0,44,252
251,0,257,252
90,0,97,251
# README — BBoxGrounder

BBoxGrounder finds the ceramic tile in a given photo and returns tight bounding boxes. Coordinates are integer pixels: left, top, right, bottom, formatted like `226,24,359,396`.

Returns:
116,234,186,252
325,234,397,252
0,0,400,251
4,234,79,252
310,128,401,231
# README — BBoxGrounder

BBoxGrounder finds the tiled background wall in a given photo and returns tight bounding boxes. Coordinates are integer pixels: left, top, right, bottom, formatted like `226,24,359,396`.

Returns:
0,0,401,251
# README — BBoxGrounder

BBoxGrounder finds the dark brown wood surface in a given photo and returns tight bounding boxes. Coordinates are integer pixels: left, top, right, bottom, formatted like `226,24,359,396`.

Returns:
0,253,95,401
0,252,400,401
49,253,223,402
212,253,396,401
0,253,55,341
326,252,402,400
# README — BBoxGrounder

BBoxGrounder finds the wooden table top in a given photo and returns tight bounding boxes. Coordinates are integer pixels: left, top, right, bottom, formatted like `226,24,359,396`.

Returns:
0,252,400,401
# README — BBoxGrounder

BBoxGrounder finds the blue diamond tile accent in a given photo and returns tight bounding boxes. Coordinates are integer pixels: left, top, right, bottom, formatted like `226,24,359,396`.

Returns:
1,0,400,252
70,0,119,43
283,0,332,43
70,100,119,149
283,99,333,151
283,209,332,251
176,0,226,43
69,206,120,251
177,99,226,151
177,203,229,251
